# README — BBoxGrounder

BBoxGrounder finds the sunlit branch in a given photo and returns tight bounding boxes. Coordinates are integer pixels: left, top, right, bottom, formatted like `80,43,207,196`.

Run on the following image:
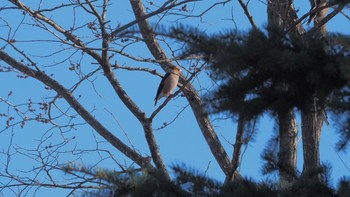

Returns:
313,4,346,30
238,0,258,30
285,2,337,34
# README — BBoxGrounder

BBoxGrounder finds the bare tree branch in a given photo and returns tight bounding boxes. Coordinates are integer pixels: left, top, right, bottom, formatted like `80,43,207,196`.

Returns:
0,49,151,168
238,0,258,30
313,3,346,31
129,0,232,177
285,1,339,35
7,0,172,179
111,0,197,37
227,116,244,181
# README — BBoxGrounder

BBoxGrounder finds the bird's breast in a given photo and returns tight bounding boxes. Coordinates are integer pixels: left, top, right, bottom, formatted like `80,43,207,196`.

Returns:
162,74,179,94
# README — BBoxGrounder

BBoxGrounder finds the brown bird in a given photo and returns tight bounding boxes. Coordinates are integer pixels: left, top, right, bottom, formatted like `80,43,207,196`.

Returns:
154,66,181,106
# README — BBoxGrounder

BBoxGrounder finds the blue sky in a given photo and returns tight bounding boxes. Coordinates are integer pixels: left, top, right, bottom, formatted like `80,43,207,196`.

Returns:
0,1,350,196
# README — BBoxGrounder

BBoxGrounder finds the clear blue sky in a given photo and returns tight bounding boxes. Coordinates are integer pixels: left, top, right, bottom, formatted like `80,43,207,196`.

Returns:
0,1,349,196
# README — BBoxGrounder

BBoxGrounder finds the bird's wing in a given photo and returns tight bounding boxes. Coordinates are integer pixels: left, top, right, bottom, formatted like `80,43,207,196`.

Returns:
154,73,170,105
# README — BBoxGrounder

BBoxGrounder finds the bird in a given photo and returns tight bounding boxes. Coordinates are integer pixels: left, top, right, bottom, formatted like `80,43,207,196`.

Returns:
154,66,181,106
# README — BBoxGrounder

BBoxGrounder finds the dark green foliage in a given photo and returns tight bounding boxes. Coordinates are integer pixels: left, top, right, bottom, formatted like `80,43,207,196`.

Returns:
172,25,350,150
261,160,337,197
261,133,280,175
281,163,336,197
328,87,350,151
338,177,350,197
332,0,350,4
172,26,350,120
172,164,221,196
282,177,336,197
111,166,190,197
63,163,350,197
221,178,278,197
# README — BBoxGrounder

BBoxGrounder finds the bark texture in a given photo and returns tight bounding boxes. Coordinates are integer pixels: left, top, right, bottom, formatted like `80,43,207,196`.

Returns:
312,0,329,34
267,0,300,186
300,0,329,179
301,100,324,178
278,111,298,186
268,0,305,36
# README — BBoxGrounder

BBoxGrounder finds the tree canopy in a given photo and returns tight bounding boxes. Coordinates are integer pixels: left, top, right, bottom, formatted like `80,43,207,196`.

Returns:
0,0,350,196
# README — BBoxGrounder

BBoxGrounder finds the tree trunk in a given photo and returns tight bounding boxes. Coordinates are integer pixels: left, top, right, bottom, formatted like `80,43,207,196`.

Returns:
267,0,305,36
301,0,328,180
301,99,324,179
312,0,329,34
278,110,298,187
268,0,300,186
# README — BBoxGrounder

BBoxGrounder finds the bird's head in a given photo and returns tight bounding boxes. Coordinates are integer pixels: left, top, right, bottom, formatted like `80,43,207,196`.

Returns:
169,65,182,74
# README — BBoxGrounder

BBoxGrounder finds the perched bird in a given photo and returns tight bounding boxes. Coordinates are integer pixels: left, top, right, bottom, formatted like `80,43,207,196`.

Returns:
154,66,181,106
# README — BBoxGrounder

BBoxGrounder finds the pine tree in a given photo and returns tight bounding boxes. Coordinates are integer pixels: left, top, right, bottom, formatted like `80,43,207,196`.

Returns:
170,23,350,184
64,162,350,196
